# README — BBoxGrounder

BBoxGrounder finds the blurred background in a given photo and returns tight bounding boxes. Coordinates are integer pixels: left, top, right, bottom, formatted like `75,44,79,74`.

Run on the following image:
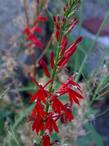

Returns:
0,0,109,146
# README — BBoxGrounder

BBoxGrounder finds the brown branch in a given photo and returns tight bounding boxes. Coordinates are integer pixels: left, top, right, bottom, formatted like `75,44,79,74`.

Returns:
23,0,30,26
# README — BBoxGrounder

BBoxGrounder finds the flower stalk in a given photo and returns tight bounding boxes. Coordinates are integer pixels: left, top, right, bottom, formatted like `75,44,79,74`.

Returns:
23,0,84,145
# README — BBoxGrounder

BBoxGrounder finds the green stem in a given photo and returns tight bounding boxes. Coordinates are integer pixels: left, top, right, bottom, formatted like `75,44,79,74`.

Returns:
39,47,60,146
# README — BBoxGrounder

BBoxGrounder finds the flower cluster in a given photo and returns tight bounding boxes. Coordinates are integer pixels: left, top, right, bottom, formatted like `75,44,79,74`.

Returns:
30,75,83,145
23,15,48,49
27,1,83,146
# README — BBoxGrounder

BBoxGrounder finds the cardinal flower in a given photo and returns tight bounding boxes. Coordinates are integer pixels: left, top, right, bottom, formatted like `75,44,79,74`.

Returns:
32,114,44,134
57,76,83,106
30,76,52,103
23,24,43,49
39,59,51,78
31,99,46,119
51,95,65,114
58,36,82,67
64,107,74,122
27,34,43,49
42,134,50,146
34,15,48,25
44,115,59,134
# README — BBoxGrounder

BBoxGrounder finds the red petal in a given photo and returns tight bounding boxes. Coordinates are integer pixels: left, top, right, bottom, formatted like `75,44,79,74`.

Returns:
42,135,50,146
32,26,42,33
73,90,83,99
23,27,30,35
34,16,48,25
39,59,50,78
30,90,39,102
44,117,59,133
37,16,48,22
52,119,59,133
64,108,74,122
52,96,65,114
52,16,56,22
58,57,68,67
27,34,43,49
29,75,40,86
65,37,82,57
68,89,80,105
32,115,43,134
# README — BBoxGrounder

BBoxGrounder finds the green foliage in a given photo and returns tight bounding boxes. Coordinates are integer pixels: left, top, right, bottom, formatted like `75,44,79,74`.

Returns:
77,123,104,146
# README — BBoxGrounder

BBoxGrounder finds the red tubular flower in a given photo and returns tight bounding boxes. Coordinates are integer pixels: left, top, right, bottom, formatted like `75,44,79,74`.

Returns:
31,99,46,118
32,115,44,134
44,116,59,133
50,51,55,69
64,36,82,56
32,26,42,33
34,15,48,25
51,96,65,114
61,35,68,54
64,108,74,122
30,85,50,103
68,88,80,105
39,59,51,78
30,76,52,103
58,36,82,67
56,76,83,106
42,134,50,146
23,26,42,35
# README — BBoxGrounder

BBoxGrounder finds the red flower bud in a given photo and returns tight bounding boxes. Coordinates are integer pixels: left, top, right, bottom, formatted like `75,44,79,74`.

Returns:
59,37,82,67
57,15,60,22
50,51,55,69
34,16,48,25
52,16,56,22
55,30,60,41
39,59,50,78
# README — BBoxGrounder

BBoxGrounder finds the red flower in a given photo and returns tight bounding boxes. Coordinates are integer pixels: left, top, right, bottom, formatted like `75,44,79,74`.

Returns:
64,108,74,122
23,26,42,35
68,88,80,105
58,37,82,67
34,15,48,25
55,30,60,41
50,51,55,69
32,114,44,134
23,24,43,49
44,115,59,133
61,35,68,54
31,99,46,118
27,34,43,49
51,96,65,114
56,76,83,106
39,59,50,78
42,134,50,146
30,76,52,103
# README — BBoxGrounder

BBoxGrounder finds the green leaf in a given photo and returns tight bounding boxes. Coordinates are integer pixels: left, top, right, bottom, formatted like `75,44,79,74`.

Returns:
85,123,105,146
